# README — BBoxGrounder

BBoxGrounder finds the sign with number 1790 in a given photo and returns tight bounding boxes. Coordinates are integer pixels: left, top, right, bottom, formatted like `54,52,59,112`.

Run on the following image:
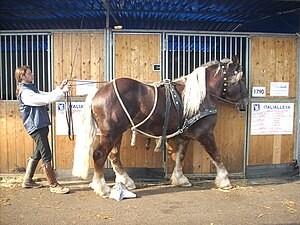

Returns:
252,87,266,97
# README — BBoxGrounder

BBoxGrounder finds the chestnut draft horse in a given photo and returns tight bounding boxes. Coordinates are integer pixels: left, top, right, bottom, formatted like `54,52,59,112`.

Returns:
72,57,248,197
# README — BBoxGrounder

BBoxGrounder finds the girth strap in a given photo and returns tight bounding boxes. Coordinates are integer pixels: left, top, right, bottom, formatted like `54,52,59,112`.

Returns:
181,109,218,132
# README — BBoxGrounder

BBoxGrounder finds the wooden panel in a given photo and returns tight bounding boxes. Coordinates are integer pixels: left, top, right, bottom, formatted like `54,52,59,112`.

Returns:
249,36,297,165
6,102,17,172
0,101,35,173
53,32,105,169
251,36,297,98
0,102,8,173
114,33,162,168
115,34,160,81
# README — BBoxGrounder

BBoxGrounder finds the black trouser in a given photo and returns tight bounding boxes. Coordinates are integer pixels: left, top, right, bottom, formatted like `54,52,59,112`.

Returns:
30,126,52,164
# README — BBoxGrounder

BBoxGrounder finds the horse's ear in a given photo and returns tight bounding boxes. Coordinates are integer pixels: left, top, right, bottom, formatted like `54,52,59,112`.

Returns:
233,55,240,66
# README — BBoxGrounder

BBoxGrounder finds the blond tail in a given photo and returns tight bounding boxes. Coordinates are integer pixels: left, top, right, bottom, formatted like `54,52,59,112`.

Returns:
72,89,98,179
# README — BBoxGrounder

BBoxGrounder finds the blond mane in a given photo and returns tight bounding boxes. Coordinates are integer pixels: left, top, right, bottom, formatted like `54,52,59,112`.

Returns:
182,67,206,118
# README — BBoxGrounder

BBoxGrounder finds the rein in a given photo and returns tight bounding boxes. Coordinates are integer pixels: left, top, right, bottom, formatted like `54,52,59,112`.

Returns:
209,93,241,106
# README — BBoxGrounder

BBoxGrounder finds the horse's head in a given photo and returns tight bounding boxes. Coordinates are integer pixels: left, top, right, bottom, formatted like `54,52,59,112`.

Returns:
221,56,248,109
207,56,248,110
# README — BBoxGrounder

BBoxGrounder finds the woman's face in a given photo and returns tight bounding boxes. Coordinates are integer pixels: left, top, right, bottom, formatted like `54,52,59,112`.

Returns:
22,68,33,83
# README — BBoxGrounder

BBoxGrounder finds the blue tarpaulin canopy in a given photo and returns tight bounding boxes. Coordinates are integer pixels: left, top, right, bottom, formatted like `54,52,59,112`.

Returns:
0,0,299,33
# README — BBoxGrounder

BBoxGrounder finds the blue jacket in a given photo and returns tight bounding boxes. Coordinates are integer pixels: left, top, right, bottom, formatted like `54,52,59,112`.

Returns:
19,84,51,134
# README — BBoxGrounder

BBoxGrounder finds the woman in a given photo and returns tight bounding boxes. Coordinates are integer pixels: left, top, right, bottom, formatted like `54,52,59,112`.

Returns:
15,65,70,194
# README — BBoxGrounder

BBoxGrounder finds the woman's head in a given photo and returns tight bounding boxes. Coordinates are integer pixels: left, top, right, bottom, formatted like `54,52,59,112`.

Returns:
15,65,33,97
15,65,33,84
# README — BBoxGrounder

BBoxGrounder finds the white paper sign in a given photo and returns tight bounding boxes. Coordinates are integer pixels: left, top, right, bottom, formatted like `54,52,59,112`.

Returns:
270,82,289,96
76,80,97,95
252,87,266,97
251,103,294,135
56,102,85,135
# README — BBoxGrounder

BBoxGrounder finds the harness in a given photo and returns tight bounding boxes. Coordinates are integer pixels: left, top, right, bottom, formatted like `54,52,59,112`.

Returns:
113,79,217,152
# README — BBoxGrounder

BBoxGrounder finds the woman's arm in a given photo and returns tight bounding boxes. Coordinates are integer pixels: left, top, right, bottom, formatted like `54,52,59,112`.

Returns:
21,87,64,106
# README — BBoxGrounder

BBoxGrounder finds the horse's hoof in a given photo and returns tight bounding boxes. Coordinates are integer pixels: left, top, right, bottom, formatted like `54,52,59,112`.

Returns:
220,184,232,190
171,175,192,187
215,178,232,190
180,182,192,187
126,182,136,190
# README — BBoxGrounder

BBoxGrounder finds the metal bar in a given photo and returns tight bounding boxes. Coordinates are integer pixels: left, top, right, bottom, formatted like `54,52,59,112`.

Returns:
209,36,212,61
172,35,175,80
188,36,190,75
4,36,8,100
235,37,238,55
204,36,206,64
214,36,216,60
183,35,185,75
230,36,232,58
245,36,251,175
109,29,113,81
26,35,28,65
199,35,201,66
104,29,108,81
240,37,243,65
193,36,196,70
31,35,34,79
225,36,227,58
49,32,55,169
219,36,222,60
20,35,23,66
177,35,180,78
161,32,164,80
9,35,13,100
296,37,300,176
14,35,18,99
0,36,2,100
36,35,40,88
42,35,45,90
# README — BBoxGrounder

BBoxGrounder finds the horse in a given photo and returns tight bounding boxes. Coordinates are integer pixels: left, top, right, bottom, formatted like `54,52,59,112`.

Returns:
72,57,248,197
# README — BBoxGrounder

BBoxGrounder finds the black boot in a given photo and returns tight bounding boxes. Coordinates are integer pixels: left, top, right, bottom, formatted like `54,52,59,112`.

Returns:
22,158,43,188
42,162,69,194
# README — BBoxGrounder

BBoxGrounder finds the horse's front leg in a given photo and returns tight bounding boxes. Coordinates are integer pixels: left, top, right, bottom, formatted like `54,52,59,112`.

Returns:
108,135,136,190
170,137,192,187
200,133,232,190
90,135,112,197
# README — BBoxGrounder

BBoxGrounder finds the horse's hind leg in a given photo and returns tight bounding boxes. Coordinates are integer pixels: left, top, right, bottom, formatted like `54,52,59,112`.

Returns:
170,137,192,187
200,133,232,190
108,135,136,190
90,135,112,197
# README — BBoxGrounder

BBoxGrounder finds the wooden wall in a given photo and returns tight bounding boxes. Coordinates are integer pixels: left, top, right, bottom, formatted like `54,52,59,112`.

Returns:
249,36,297,165
0,33,298,176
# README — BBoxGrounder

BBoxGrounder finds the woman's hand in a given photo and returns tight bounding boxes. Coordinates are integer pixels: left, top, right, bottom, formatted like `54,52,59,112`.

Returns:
60,79,70,93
